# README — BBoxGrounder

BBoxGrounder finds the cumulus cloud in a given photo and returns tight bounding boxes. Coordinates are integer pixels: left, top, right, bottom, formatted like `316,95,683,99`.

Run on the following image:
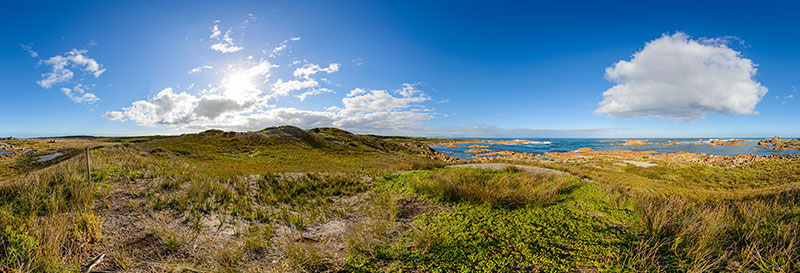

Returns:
293,63,339,79
31,48,105,103
209,22,243,53
104,111,124,121
272,79,319,97
106,82,436,133
60,84,99,104
297,88,333,101
595,32,767,122
267,62,339,99
107,59,280,126
37,49,105,89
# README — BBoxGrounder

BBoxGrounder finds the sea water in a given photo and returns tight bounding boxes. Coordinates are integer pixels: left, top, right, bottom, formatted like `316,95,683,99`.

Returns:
431,138,799,161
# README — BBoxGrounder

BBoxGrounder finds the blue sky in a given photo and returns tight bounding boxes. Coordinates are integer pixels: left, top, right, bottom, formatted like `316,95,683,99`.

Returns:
2,0,799,138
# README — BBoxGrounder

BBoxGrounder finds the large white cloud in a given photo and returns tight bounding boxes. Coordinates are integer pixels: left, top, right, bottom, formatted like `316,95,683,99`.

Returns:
106,59,278,126
106,84,434,132
595,32,767,122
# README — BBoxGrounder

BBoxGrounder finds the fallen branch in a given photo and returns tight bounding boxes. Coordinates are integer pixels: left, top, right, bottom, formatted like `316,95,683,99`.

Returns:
85,253,105,273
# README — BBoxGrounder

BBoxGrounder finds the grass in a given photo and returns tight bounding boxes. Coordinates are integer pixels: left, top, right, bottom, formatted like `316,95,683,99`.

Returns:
0,127,450,272
406,168,575,208
2,128,799,272
345,168,636,272
621,190,800,272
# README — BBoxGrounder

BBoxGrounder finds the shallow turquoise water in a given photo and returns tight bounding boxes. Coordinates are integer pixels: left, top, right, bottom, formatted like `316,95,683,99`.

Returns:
432,138,799,161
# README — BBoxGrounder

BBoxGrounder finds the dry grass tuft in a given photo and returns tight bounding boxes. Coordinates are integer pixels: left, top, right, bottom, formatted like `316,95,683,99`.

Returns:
408,168,575,208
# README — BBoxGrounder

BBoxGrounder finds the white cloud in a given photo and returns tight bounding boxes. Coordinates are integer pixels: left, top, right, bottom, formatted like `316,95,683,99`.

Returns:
272,44,287,53
340,87,429,116
347,88,367,97
60,84,99,104
37,49,105,89
269,37,301,58
293,63,339,79
778,86,797,104
107,82,438,134
297,87,333,101
209,21,243,53
210,24,221,39
188,65,213,74
106,59,280,126
20,44,38,58
595,32,767,122
272,79,319,96
104,111,124,121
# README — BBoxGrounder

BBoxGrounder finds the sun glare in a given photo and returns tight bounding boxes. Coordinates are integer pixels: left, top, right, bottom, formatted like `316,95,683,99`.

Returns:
223,71,257,100
225,72,254,92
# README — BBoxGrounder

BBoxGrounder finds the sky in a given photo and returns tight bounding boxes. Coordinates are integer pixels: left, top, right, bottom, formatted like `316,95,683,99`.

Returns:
2,0,799,138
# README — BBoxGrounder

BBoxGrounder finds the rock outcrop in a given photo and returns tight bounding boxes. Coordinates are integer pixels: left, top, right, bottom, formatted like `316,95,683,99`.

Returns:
618,139,653,146
757,136,800,151
465,148,493,154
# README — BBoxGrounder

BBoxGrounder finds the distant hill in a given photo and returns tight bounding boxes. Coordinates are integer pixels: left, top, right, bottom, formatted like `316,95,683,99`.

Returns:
126,126,457,166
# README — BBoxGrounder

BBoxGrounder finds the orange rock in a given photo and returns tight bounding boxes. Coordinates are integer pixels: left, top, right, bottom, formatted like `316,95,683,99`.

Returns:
490,140,535,145
496,150,516,156
468,144,489,148
619,139,653,145
575,148,593,153
465,148,493,154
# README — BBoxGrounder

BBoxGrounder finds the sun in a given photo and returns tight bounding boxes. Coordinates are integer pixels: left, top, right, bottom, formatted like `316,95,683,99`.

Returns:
224,72,255,93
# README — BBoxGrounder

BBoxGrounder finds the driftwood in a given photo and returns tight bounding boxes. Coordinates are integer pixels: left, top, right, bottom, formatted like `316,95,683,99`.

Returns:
84,253,105,273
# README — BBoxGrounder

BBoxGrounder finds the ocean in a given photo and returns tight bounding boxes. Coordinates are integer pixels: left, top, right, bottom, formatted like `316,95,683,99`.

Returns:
431,138,799,161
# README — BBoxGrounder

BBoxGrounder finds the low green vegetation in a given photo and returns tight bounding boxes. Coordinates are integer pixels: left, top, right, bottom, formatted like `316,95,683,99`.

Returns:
1,127,799,272
345,168,637,272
